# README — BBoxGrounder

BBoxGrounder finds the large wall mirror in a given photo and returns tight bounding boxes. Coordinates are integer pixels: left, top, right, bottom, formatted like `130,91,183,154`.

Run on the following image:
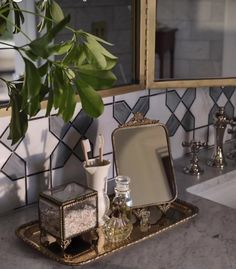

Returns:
0,0,145,114
146,0,236,88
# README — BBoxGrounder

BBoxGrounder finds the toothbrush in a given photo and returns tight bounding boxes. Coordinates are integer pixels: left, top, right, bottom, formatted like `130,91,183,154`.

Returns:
81,139,91,166
98,134,104,164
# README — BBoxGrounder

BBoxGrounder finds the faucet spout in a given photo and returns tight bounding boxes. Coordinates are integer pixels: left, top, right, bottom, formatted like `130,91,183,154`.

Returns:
208,106,231,169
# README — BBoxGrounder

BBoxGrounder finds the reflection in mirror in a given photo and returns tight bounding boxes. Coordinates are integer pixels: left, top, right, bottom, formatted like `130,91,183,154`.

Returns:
112,114,177,208
56,0,139,87
155,0,236,80
0,0,140,104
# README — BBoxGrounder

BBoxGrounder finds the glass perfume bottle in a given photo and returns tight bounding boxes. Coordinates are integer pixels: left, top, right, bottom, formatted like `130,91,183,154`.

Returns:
104,176,133,243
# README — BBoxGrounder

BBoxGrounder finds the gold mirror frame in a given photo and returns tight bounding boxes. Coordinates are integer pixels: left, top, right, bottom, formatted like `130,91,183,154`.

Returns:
112,113,177,210
146,0,236,89
0,0,146,117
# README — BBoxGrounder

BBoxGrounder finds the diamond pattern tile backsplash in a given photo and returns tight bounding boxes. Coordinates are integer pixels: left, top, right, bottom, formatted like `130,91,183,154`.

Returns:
0,86,236,213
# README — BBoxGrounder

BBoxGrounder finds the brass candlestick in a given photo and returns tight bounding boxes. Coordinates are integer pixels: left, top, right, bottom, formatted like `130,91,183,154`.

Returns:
182,140,207,176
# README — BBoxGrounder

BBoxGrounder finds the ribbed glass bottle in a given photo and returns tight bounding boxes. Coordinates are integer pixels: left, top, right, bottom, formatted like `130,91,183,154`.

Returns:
104,176,133,243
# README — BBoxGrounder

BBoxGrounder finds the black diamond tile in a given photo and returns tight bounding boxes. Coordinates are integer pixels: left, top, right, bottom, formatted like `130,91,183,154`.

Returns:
114,101,131,125
224,101,234,119
2,153,25,181
72,110,93,135
182,88,196,108
222,86,235,100
49,115,70,139
166,114,180,136
210,87,222,103
51,142,71,169
208,104,219,125
0,126,21,151
181,111,195,131
166,91,181,112
132,96,149,116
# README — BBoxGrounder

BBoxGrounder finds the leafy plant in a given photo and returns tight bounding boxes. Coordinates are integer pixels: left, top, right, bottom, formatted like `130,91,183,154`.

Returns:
0,0,117,144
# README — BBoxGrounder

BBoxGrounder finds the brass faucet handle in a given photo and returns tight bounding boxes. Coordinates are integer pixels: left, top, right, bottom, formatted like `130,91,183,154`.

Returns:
182,140,206,176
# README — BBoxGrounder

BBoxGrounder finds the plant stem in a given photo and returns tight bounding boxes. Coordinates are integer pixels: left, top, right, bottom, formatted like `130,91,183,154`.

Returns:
0,13,32,41
10,7,76,33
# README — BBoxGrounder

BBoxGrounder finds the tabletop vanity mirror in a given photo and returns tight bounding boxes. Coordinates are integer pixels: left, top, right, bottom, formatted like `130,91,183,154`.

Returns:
112,113,177,210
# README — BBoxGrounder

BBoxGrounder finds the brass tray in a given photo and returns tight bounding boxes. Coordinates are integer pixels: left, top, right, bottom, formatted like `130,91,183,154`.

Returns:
16,199,198,266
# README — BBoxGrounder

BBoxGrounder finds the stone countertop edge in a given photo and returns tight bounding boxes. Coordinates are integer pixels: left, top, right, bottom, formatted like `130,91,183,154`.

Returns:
2,143,236,269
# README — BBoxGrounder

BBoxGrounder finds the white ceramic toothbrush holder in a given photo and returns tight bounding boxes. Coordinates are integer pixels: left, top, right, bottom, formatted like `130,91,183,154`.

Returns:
83,158,111,226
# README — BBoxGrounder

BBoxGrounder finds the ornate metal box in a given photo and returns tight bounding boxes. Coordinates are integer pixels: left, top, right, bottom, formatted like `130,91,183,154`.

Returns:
38,182,98,251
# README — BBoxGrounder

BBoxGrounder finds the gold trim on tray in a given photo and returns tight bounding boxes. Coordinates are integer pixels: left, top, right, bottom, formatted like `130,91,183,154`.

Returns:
16,199,198,266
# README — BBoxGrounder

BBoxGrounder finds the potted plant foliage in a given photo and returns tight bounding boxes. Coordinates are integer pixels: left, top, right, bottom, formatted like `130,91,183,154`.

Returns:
0,0,117,144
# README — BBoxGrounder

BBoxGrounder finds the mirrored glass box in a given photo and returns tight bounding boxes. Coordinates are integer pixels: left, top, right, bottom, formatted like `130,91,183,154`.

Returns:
38,182,98,251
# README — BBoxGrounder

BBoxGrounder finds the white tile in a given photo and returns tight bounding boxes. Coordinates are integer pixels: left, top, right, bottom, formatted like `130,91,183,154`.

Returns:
149,89,166,95
27,171,50,204
208,125,214,146
146,93,171,124
70,102,82,122
230,91,236,116
0,116,10,135
170,125,193,159
62,126,81,149
52,154,86,187
172,88,186,97
217,93,228,107
103,96,113,104
191,88,214,128
115,90,148,109
0,143,11,168
0,173,25,214
86,104,118,156
194,127,208,144
16,118,58,175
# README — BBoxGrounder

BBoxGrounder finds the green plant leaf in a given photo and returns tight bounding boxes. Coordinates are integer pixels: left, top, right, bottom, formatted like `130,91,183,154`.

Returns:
61,84,76,122
27,95,40,116
0,2,10,36
38,62,49,77
79,69,117,90
87,36,117,60
29,15,70,58
8,88,28,145
48,40,73,56
12,2,24,34
46,88,54,116
84,40,107,69
62,43,79,65
78,56,117,71
50,0,64,23
22,57,41,100
76,79,104,118
65,68,75,80
52,67,64,109
84,32,113,46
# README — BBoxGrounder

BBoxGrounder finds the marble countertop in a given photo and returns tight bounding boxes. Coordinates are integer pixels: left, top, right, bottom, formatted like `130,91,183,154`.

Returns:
2,145,236,269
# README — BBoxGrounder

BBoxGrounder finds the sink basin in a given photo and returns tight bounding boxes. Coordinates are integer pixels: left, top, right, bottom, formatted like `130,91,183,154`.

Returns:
187,170,236,209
